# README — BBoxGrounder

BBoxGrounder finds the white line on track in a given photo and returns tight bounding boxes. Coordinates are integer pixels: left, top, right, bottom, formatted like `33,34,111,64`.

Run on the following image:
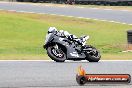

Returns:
0,60,131,62
76,7,85,8
0,9,132,26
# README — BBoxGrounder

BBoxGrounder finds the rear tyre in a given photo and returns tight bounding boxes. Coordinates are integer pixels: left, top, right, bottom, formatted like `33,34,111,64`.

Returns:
47,45,66,62
85,46,101,62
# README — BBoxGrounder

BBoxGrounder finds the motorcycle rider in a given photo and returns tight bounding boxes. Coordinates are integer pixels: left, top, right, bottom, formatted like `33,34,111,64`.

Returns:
44,27,100,62
48,27,89,46
62,30,89,46
48,27,58,34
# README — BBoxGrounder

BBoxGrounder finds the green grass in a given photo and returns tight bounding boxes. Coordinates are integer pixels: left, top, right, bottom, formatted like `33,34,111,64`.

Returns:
0,10,132,60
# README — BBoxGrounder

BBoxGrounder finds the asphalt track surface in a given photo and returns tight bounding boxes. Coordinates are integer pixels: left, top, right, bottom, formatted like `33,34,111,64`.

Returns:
0,61,132,88
0,2,132,25
0,2,132,88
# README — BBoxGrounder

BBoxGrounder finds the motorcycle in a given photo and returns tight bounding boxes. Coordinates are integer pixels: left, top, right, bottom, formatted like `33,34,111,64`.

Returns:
43,28,101,62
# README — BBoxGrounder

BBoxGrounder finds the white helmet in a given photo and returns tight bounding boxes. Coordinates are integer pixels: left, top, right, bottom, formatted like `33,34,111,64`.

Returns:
48,27,57,33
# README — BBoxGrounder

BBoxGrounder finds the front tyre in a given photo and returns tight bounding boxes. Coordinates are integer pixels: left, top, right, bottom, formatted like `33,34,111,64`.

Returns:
85,46,101,62
47,45,66,62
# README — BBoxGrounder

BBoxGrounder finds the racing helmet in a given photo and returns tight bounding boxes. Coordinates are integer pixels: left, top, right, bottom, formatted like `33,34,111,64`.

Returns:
48,27,57,33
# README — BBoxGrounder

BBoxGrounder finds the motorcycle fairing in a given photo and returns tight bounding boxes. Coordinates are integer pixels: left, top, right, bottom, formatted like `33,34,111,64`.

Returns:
52,36,86,59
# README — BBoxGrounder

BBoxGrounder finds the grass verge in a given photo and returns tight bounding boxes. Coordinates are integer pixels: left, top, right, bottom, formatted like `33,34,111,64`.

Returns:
0,10,131,60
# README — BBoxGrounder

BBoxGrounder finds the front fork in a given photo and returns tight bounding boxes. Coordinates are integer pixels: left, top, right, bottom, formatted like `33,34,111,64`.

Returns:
52,44,63,57
53,44,58,49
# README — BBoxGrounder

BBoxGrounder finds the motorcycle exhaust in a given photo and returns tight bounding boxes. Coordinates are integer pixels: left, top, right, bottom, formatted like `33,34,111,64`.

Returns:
76,66,131,85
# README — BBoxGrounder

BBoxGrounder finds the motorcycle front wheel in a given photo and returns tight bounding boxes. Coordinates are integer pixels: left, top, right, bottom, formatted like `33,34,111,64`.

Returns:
47,45,66,62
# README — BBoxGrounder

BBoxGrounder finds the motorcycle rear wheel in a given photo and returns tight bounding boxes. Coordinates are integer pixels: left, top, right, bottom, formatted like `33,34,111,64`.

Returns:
85,46,101,62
